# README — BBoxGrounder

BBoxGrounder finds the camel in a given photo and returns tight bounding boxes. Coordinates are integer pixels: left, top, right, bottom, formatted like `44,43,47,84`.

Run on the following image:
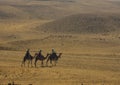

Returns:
21,54,35,67
46,53,62,66
34,53,50,67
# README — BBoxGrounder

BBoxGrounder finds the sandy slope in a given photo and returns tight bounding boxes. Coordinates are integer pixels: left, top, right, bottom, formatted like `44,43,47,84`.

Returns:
0,50,120,85
0,0,120,85
39,14,120,34
0,0,120,19
0,32,120,85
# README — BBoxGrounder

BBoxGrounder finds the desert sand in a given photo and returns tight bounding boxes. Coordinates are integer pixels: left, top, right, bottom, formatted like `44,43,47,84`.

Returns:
0,0,120,85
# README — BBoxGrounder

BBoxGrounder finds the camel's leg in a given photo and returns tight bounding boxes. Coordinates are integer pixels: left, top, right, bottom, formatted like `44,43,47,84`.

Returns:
41,60,43,66
21,59,26,67
28,60,30,67
24,61,25,67
21,62,23,67
34,58,38,67
50,60,53,66
31,60,33,67
22,61,25,67
21,57,26,67
46,58,49,66
21,61,23,67
54,60,57,66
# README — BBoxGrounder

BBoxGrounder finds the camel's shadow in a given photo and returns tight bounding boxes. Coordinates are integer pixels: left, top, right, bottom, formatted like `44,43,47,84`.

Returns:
34,65,53,68
40,65,53,68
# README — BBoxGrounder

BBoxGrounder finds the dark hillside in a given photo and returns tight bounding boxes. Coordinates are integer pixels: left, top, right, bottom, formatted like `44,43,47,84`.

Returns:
39,14,120,34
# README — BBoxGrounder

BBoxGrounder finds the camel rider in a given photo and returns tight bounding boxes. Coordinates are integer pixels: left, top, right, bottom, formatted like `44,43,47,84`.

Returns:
52,48,57,57
25,49,31,58
38,50,42,56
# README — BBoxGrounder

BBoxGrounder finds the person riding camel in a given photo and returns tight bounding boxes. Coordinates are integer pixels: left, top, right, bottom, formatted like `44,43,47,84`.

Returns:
38,50,42,56
52,48,57,57
25,49,31,58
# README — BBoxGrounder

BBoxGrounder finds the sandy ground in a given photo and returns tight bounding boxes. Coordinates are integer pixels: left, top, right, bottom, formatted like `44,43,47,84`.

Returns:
0,0,120,84
0,47,120,85
0,20,120,84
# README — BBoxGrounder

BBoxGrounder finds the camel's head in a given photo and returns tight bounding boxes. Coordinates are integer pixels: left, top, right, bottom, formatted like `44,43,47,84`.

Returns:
34,53,38,57
47,53,50,56
59,53,62,58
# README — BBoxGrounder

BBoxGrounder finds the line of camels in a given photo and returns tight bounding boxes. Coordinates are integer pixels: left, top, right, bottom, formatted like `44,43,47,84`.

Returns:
21,51,62,67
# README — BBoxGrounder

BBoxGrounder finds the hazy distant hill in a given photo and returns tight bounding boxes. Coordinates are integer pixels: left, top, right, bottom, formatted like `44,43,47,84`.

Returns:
39,14,120,34
0,0,76,19
0,0,120,20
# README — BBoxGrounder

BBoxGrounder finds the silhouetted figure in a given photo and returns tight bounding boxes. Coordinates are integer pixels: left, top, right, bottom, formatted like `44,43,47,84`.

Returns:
38,50,42,56
52,49,56,53
21,49,35,67
46,50,62,66
25,49,30,58
34,50,49,67
51,48,57,58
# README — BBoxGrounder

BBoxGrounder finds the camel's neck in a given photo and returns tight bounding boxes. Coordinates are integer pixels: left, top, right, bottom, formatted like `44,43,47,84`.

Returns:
45,54,49,59
58,53,62,58
32,55,35,59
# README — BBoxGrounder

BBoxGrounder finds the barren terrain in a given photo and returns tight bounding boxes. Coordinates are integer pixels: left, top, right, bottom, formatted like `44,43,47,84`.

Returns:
0,0,120,85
